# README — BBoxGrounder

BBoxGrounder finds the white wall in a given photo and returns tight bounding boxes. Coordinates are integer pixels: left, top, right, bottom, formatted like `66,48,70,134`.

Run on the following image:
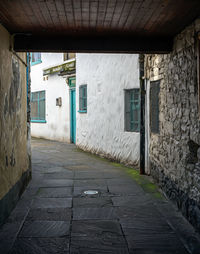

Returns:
76,54,140,167
31,53,71,142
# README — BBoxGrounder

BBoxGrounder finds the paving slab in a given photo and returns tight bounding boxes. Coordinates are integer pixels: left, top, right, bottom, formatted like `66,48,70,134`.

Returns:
74,179,107,187
70,236,129,254
19,221,70,238
71,220,123,237
73,197,113,208
111,194,153,207
73,208,117,220
44,172,74,179
42,179,73,187
74,171,105,179
32,198,72,209
26,208,71,221
10,238,70,254
36,187,72,198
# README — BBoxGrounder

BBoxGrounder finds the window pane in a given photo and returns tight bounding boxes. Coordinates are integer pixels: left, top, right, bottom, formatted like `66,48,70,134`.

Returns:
125,89,140,132
31,91,45,121
39,90,45,99
32,53,41,63
39,99,45,120
31,101,38,119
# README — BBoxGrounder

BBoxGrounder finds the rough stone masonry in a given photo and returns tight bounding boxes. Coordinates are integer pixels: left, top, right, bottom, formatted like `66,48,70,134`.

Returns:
145,18,200,232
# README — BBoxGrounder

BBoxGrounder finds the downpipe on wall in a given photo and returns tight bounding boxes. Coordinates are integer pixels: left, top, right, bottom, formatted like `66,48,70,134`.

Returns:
139,54,145,175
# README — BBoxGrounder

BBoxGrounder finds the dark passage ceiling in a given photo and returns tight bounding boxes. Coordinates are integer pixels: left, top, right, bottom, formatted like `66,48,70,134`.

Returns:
0,0,200,52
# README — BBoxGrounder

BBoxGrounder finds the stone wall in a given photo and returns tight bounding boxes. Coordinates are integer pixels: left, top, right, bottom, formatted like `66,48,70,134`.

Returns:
0,25,31,226
145,19,200,231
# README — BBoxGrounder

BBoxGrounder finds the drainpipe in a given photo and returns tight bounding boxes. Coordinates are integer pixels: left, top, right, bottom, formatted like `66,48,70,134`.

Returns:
139,54,145,175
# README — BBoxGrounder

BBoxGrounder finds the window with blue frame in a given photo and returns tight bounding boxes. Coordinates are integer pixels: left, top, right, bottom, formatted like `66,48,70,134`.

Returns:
79,85,87,112
31,53,42,66
125,89,140,132
31,91,46,122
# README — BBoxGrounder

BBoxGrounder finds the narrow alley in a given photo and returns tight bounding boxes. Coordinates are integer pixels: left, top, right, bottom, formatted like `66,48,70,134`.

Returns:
0,138,200,254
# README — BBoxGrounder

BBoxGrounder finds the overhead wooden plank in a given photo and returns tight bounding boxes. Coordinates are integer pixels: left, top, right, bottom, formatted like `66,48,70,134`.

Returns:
0,0,200,51
14,34,173,53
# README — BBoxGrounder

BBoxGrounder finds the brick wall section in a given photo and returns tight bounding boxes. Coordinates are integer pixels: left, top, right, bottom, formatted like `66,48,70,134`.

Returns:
145,19,200,231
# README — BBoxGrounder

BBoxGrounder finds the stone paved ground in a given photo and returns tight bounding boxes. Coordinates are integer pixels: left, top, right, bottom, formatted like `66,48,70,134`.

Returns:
1,138,200,254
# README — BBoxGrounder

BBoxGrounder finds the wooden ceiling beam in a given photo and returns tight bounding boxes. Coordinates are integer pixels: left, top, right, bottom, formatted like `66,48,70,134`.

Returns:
14,34,173,53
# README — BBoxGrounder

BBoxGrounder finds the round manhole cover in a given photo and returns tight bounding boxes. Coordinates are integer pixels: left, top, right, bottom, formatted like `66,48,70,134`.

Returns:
84,190,98,195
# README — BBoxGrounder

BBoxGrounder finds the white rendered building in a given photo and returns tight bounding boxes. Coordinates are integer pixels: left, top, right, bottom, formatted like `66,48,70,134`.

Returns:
30,53,76,143
76,54,140,167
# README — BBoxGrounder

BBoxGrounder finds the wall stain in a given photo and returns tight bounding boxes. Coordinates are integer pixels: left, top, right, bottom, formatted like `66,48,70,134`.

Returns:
5,156,8,167
10,149,15,167
9,58,21,115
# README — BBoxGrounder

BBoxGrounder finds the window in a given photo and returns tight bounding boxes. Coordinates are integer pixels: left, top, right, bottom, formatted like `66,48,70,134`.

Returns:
150,80,160,133
79,85,87,112
125,89,140,132
31,53,42,66
63,53,76,61
31,91,46,122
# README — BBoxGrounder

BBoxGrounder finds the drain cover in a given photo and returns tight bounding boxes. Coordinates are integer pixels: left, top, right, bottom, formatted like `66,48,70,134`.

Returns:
84,190,98,195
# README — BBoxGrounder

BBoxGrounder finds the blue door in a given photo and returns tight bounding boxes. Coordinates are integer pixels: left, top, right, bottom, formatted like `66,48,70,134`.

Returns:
70,89,76,143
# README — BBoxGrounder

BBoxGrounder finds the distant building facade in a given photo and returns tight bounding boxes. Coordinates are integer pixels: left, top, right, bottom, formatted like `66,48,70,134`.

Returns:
30,53,76,142
76,54,140,167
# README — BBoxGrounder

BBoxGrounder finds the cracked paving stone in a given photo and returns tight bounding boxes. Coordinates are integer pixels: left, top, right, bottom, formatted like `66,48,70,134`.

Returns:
19,221,70,238
73,208,117,220
26,208,71,221
32,198,72,209
10,237,69,254
36,187,72,198
73,197,113,208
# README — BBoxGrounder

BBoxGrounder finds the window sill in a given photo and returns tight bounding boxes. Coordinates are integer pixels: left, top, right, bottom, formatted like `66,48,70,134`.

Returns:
31,120,46,123
78,110,87,113
31,60,42,66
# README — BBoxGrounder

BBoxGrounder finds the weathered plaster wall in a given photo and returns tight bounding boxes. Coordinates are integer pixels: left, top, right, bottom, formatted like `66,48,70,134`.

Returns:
0,25,30,225
31,53,71,142
76,54,140,167
145,19,200,231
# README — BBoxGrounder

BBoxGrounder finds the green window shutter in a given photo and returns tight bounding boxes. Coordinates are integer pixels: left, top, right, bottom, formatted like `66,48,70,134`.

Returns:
83,85,87,110
150,81,160,133
79,85,87,111
125,89,140,132
79,86,83,110
125,90,131,131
